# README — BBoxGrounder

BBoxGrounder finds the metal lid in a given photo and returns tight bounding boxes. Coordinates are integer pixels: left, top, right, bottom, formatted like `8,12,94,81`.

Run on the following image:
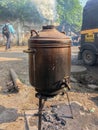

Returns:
28,25,71,47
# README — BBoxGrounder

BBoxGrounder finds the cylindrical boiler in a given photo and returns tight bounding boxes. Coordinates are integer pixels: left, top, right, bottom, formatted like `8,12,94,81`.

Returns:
25,25,71,96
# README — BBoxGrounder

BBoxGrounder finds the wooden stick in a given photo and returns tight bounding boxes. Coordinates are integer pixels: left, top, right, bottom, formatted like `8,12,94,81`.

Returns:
10,68,23,90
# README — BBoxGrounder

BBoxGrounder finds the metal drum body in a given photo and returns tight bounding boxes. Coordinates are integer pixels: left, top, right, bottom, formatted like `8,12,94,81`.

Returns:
26,26,71,96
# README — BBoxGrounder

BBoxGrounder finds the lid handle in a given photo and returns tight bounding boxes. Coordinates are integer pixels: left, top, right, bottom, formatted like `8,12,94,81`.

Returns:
31,30,39,37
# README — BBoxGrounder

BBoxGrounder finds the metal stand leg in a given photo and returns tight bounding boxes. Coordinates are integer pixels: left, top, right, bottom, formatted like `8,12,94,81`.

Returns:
38,98,43,130
65,92,74,119
37,94,47,130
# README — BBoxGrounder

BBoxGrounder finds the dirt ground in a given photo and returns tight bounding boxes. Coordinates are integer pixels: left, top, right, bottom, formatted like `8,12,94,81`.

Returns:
0,46,98,130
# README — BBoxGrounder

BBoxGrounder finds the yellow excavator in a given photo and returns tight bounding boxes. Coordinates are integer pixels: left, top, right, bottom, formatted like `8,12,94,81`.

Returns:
78,0,98,65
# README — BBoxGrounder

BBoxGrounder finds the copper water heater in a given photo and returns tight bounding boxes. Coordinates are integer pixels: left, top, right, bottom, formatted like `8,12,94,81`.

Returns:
25,25,71,96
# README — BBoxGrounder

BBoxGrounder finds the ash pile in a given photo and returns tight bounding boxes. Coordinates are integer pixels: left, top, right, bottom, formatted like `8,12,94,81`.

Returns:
28,101,97,130
42,105,67,130
40,102,87,130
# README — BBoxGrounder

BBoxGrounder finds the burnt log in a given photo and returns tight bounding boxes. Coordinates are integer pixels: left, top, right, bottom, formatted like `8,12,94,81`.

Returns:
10,68,23,90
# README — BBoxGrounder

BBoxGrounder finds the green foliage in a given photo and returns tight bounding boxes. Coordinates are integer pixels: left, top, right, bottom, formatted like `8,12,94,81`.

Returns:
0,0,43,23
0,0,83,32
56,0,83,32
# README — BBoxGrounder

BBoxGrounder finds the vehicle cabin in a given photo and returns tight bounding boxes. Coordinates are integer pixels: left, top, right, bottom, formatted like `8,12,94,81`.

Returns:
78,0,98,65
